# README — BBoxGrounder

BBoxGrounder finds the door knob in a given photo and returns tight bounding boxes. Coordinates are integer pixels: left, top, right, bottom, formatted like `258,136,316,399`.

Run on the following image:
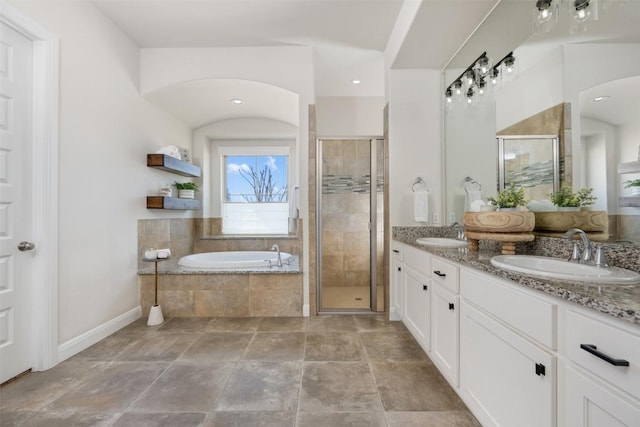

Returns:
18,241,35,251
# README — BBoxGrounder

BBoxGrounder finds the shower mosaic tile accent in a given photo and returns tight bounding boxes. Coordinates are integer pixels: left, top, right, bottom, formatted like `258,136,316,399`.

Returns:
322,175,384,194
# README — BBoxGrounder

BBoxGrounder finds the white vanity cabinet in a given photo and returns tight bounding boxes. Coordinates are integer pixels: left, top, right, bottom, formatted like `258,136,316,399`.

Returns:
430,257,460,387
563,308,640,426
390,241,405,321
459,268,557,427
402,244,431,351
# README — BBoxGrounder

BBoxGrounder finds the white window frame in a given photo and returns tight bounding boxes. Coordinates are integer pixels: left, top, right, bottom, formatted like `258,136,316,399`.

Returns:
217,144,293,234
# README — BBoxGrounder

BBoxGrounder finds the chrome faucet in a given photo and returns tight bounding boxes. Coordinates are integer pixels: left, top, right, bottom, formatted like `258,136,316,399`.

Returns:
452,222,466,241
563,228,593,264
271,244,282,267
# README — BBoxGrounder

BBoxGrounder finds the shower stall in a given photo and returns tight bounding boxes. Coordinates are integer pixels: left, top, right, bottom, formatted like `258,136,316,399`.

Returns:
316,138,386,313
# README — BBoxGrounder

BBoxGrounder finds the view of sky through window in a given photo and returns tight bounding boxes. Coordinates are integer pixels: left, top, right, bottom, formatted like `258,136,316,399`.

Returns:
225,155,288,202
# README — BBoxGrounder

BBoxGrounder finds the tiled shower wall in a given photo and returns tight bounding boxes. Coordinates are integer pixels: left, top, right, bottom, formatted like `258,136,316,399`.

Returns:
320,139,384,289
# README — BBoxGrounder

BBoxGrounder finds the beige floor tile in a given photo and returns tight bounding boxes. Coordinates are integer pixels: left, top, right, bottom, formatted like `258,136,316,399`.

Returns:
243,332,306,361
296,411,387,427
205,411,296,427
178,332,252,363
370,361,468,412
304,332,364,361
299,362,383,412
385,410,481,427
214,361,302,412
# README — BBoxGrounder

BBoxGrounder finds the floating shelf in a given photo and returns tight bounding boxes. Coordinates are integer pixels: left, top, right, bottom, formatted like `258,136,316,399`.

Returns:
147,154,201,177
147,196,201,210
617,161,640,174
619,196,640,208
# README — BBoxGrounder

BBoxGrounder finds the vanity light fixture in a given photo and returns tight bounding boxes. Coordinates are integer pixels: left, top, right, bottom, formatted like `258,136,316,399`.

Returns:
444,52,489,106
477,78,487,95
453,80,463,95
573,0,592,22
536,0,554,22
489,67,500,85
466,88,474,104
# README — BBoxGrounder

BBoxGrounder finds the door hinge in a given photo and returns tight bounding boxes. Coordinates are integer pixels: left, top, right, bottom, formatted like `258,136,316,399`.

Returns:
535,363,546,376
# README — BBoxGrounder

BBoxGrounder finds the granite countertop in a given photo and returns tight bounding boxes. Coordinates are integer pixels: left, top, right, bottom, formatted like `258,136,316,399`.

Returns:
138,258,301,275
393,228,640,325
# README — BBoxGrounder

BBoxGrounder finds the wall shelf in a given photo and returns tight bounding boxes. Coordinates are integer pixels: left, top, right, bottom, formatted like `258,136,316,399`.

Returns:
617,161,640,174
147,196,201,210
147,154,201,177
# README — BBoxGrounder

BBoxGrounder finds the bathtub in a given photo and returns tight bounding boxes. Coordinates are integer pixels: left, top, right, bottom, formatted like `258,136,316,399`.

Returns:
178,251,294,270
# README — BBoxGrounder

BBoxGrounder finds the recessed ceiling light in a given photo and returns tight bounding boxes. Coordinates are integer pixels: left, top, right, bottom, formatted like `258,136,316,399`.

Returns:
352,79,361,85
592,96,610,102
231,98,243,105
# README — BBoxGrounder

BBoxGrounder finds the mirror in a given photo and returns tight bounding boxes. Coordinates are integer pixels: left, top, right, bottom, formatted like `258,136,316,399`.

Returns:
444,0,640,243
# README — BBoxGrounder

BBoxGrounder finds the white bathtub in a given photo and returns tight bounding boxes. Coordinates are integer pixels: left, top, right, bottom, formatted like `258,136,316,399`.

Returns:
178,251,294,270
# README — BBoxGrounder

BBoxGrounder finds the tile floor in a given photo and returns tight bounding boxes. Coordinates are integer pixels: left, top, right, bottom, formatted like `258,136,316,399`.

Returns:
321,286,384,311
0,315,480,427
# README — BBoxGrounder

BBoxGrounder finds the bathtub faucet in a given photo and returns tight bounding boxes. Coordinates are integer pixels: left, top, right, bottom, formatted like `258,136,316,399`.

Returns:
271,244,282,267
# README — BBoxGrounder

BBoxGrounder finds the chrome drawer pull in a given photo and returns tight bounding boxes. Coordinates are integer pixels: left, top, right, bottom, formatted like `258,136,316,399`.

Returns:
580,344,630,367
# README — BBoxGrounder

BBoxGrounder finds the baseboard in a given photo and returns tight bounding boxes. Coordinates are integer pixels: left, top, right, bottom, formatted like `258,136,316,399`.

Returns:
302,304,310,317
389,307,401,321
57,306,141,363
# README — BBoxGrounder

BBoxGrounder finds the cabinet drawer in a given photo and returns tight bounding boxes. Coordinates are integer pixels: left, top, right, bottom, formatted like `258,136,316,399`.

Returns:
431,256,459,293
566,310,640,399
391,241,404,262
460,268,557,349
403,244,431,277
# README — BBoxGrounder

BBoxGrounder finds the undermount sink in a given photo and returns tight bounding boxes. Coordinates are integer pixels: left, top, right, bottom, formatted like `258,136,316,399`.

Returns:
490,255,640,284
416,237,468,248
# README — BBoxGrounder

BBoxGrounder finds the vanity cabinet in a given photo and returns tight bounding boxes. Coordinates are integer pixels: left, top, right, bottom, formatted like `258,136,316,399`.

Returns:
390,242,405,321
431,282,459,386
401,244,432,351
403,263,431,351
459,268,557,427
391,238,640,427
563,308,640,426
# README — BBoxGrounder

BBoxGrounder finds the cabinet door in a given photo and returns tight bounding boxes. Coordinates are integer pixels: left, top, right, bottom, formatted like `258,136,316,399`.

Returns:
460,301,556,427
431,284,459,387
565,365,640,427
390,257,404,321
403,265,430,351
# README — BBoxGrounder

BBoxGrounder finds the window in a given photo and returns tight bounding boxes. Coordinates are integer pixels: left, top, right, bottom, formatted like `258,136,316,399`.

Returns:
221,147,289,234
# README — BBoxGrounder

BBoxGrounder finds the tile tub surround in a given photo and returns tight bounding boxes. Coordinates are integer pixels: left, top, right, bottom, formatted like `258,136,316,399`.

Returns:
138,218,304,317
139,264,302,317
393,226,640,324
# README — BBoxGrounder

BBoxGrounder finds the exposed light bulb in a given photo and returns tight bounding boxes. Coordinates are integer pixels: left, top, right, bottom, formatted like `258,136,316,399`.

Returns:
231,98,243,105
464,70,475,87
453,80,462,95
352,79,361,85
574,0,591,22
466,88,474,104
536,0,553,23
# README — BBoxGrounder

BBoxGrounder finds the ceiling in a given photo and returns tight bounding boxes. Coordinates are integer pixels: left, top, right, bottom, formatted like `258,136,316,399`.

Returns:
88,0,499,128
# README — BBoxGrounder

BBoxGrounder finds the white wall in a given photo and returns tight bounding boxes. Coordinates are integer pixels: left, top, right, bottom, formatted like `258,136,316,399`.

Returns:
388,69,443,226
9,2,192,346
496,46,564,131
316,96,385,137
581,118,616,213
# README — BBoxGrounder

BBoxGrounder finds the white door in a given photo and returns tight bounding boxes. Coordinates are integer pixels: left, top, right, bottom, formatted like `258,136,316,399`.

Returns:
0,22,34,384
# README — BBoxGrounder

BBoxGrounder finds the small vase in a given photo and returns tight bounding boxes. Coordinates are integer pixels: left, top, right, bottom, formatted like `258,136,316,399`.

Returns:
558,207,580,212
178,189,195,199
498,207,518,212
631,187,640,196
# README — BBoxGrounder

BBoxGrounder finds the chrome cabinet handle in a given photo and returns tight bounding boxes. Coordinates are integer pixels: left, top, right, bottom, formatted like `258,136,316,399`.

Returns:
18,241,35,251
